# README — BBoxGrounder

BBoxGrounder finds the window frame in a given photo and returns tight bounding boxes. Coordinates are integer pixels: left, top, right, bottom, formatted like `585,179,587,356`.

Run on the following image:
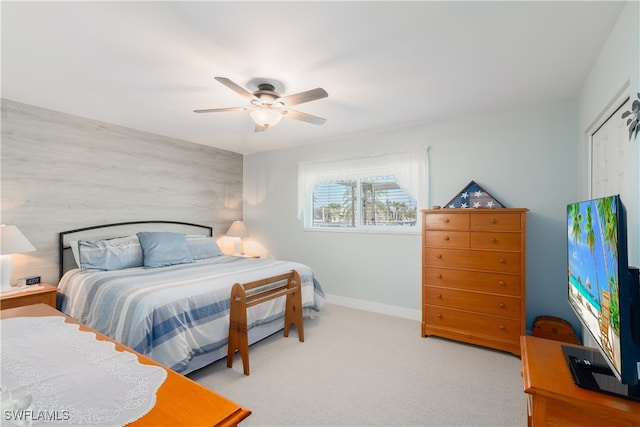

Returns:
299,149,428,235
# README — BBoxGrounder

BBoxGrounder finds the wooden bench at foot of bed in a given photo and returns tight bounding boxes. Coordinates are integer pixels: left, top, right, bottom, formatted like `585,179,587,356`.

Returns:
227,270,304,375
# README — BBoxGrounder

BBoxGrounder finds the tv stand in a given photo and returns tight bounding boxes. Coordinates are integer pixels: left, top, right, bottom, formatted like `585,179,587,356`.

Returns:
562,345,640,401
521,336,640,426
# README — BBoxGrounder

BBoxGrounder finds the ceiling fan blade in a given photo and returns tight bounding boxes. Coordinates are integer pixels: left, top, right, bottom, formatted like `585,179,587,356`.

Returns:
214,77,259,102
279,88,328,106
193,107,248,113
283,109,327,125
254,123,268,132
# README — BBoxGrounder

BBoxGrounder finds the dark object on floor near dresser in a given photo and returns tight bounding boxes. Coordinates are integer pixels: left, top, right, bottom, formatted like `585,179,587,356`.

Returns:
532,315,579,344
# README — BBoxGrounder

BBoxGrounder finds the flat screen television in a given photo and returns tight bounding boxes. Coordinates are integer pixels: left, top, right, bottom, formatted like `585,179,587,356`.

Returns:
565,194,640,401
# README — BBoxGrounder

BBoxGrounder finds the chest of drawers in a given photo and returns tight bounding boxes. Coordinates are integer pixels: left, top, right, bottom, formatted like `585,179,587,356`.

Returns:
422,208,527,355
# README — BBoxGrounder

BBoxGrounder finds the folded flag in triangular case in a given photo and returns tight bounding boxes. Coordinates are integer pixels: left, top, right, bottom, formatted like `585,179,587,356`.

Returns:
444,180,505,209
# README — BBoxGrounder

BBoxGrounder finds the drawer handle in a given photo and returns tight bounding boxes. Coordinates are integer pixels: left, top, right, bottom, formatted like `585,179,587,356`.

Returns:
436,314,442,319
490,218,497,224
437,274,443,279
436,294,442,299
498,280,506,286
437,254,443,259
490,238,496,243
443,219,450,223
444,236,450,241
499,324,505,330
499,303,505,308
498,258,505,264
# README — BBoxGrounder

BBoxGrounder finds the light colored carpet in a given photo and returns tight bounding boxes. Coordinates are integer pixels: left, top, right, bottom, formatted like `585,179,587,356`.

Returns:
188,304,527,426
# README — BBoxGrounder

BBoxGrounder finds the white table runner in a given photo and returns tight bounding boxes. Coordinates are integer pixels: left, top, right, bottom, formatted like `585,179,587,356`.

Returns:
1,316,167,426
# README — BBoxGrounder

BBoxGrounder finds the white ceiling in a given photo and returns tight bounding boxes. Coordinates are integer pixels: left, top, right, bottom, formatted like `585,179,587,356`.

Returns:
1,1,626,155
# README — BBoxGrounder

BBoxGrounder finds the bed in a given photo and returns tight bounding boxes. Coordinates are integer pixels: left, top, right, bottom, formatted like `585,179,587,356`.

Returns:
56,221,325,374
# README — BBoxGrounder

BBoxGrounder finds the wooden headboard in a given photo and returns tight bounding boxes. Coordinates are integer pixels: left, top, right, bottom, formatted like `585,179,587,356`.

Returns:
59,221,213,279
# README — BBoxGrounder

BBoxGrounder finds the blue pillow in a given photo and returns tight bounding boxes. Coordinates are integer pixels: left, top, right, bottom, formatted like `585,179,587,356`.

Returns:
137,232,194,268
78,236,143,272
185,235,223,259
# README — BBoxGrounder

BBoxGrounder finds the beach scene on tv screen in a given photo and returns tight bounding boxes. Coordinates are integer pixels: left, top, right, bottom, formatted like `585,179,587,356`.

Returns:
567,196,621,371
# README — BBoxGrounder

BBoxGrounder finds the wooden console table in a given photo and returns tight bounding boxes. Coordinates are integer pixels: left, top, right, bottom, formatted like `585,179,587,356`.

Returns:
520,335,639,426
1,304,251,426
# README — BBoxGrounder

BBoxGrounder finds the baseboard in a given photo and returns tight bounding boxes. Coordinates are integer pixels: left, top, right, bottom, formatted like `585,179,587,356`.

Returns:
325,293,421,321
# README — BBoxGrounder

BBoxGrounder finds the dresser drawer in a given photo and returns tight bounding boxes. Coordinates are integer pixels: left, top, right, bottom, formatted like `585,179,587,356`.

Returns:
424,306,521,341
423,267,521,296
424,286,521,319
469,213,522,231
469,231,521,251
424,213,469,231
424,230,469,248
424,248,521,273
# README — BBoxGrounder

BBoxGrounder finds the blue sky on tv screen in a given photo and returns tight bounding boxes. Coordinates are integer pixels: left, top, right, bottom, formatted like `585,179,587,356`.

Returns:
567,198,618,307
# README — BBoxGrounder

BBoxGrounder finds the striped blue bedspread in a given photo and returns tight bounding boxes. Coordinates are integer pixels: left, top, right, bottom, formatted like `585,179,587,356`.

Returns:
57,256,325,372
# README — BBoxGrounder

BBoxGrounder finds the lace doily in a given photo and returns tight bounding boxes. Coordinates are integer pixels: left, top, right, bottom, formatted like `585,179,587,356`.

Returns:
0,316,167,426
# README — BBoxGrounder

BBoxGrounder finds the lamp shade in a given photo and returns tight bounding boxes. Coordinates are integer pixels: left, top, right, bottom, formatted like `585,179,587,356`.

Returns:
1,225,36,293
1,225,36,255
250,108,282,128
226,221,249,238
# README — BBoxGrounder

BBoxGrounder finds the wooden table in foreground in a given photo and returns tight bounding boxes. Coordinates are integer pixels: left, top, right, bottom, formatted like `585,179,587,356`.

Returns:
1,304,251,427
520,335,639,426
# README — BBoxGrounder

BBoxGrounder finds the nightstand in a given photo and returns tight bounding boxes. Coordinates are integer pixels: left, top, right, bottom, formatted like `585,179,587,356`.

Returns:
0,283,57,310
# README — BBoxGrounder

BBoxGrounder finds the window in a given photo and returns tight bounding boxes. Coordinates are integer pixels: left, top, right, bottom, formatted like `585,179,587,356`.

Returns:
312,177,417,229
313,180,357,228
299,150,428,233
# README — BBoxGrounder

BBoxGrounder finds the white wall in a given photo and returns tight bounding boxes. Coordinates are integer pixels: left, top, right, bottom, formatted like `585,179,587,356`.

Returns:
578,1,639,266
576,1,639,346
244,100,578,330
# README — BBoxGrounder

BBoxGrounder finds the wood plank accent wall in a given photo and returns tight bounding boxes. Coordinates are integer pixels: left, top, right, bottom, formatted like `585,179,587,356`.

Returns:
1,99,243,285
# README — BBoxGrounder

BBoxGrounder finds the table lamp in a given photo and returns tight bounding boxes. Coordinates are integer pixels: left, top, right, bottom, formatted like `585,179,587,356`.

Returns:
1,225,36,293
226,221,249,255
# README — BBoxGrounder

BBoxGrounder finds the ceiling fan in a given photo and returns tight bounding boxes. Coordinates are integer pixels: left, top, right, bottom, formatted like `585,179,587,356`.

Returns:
194,77,328,132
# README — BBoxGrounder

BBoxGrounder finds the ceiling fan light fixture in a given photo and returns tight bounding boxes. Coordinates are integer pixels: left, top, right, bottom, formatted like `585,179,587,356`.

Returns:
250,107,282,128
195,77,328,130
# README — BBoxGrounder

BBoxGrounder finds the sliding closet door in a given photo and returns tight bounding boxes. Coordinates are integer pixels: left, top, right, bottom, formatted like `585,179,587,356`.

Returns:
590,96,631,200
